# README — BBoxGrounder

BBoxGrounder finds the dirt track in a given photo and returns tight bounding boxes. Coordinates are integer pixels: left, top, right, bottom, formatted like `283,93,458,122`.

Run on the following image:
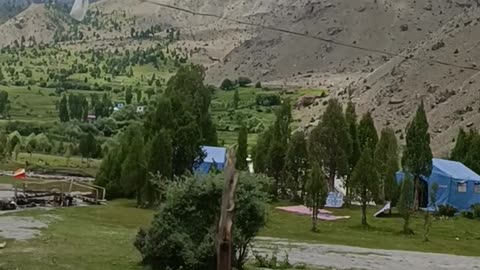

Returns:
254,237,480,270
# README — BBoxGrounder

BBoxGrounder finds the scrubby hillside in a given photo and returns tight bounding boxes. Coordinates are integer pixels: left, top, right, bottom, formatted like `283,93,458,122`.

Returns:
1,0,479,154
352,6,480,156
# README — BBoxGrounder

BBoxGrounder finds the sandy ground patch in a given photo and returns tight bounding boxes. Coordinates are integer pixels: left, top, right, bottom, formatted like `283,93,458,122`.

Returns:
254,237,480,270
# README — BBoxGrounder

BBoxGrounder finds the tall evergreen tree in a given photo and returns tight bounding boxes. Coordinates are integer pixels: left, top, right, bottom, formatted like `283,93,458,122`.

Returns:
236,125,248,170
125,87,133,105
121,129,147,206
284,130,309,201
267,101,292,196
345,100,360,201
0,132,7,159
350,146,379,227
233,88,240,109
358,112,378,152
451,128,469,163
309,99,351,190
253,128,272,174
398,175,415,234
306,161,328,232
59,95,69,122
402,101,432,209
464,133,480,174
375,128,399,205
0,68,4,81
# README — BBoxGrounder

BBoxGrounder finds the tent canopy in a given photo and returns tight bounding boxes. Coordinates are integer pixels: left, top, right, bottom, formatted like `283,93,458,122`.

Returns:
396,158,480,211
195,146,227,174
431,158,480,181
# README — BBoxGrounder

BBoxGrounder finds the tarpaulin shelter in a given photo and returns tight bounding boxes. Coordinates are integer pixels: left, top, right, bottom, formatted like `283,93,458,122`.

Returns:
396,158,480,211
195,146,227,174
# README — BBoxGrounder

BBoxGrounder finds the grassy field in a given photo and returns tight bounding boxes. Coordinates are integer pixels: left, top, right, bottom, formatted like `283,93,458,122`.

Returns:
213,87,325,147
0,200,152,270
1,201,479,270
261,203,480,256
0,152,100,176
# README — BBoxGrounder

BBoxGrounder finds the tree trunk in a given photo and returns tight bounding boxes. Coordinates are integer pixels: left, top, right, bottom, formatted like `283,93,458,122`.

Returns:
403,213,410,234
311,205,318,232
217,150,239,270
361,200,368,226
413,175,419,210
328,171,335,192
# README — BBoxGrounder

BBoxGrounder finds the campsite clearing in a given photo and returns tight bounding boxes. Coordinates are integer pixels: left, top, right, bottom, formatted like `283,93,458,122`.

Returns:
2,201,480,269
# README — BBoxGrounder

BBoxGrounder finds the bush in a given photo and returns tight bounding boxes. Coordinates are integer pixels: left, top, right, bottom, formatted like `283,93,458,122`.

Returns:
238,77,252,87
255,81,262,88
135,172,271,270
461,211,474,219
438,204,457,217
471,203,480,219
256,94,281,106
220,78,235,91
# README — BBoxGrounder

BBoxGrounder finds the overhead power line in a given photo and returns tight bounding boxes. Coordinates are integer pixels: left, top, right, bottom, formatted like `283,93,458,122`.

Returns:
140,0,480,72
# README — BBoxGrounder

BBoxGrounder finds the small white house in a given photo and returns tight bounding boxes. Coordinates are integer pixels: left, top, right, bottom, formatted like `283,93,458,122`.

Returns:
136,106,146,114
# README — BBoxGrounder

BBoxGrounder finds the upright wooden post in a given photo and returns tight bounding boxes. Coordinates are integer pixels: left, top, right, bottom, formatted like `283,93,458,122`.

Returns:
216,149,239,270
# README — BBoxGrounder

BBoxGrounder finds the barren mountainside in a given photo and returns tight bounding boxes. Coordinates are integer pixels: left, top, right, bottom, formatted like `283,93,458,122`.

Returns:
1,0,480,155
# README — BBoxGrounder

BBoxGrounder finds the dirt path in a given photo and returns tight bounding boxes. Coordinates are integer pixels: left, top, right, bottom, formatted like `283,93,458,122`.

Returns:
254,237,480,270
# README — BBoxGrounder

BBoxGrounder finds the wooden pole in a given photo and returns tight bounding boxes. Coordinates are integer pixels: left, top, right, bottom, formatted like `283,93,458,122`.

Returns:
216,149,239,270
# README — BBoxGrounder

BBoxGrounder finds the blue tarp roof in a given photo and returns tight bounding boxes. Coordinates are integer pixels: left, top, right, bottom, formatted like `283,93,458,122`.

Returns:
202,146,226,165
432,158,480,181
195,146,227,174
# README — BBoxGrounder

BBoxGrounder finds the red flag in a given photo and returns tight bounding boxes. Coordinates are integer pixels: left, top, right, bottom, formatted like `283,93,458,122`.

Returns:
14,168,26,179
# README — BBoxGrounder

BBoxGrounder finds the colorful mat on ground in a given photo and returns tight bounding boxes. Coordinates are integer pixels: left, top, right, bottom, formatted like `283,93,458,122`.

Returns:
275,205,350,221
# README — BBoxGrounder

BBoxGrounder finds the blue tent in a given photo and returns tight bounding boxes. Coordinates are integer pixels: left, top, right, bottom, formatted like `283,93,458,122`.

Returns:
195,146,227,174
396,158,480,211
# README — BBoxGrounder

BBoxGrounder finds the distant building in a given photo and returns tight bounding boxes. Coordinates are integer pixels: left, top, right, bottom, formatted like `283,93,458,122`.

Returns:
195,146,227,174
87,114,96,122
115,102,125,109
136,106,146,114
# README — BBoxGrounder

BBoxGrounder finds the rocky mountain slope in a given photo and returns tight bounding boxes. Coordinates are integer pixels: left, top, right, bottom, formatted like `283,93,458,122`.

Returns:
0,0,479,154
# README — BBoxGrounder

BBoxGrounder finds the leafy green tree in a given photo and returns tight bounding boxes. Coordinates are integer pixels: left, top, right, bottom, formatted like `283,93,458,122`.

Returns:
350,146,379,227
13,143,20,161
345,100,360,201
309,99,351,190
59,95,69,122
358,112,378,152
0,132,7,159
125,87,133,104
220,78,235,90
233,88,240,109
236,124,248,170
398,175,415,234
136,89,142,104
284,130,309,201
375,128,399,205
0,68,5,81
80,132,97,160
238,77,252,87
134,172,270,270
0,91,9,117
306,161,328,232
255,81,262,88
64,143,72,166
402,101,432,209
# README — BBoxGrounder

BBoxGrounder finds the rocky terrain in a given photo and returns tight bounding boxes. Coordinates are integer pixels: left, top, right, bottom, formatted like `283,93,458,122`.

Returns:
0,0,480,154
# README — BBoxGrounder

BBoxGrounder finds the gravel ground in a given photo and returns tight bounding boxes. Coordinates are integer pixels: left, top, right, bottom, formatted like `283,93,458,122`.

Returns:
0,216,48,241
254,237,480,270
